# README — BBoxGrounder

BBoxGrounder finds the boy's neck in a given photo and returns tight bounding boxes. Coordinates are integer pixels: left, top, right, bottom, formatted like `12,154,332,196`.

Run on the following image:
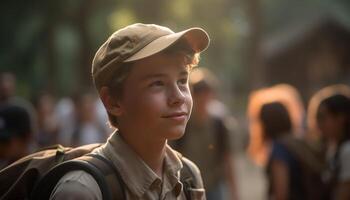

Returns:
119,132,167,177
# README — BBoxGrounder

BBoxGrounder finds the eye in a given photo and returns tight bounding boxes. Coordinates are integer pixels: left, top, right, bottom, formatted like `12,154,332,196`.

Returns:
149,80,164,87
177,78,188,85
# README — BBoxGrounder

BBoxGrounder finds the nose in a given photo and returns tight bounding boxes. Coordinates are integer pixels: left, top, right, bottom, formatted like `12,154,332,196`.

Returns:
168,84,185,106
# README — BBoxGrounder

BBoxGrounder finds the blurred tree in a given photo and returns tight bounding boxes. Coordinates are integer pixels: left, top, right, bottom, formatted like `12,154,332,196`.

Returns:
245,0,263,90
1,0,350,104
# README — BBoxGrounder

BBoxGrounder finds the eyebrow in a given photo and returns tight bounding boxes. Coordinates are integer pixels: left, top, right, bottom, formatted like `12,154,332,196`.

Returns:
141,70,188,81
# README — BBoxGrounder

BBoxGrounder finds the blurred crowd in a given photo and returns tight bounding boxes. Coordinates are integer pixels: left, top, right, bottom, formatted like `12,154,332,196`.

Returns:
246,83,350,200
0,72,113,168
1,69,350,200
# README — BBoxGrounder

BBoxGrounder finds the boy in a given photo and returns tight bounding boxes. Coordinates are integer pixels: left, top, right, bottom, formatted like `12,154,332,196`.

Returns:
50,23,210,199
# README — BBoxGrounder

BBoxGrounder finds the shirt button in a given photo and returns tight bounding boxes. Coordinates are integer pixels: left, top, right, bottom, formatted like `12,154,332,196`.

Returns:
151,179,162,189
174,182,183,197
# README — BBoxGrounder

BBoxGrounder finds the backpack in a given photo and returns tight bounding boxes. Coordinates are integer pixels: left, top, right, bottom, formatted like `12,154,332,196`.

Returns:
0,143,199,200
278,135,330,200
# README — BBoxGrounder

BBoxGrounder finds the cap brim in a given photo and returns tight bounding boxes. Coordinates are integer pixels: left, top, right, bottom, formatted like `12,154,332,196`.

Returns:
124,28,210,62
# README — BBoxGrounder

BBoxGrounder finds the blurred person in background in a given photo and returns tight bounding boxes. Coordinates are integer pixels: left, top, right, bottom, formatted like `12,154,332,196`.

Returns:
55,93,111,147
0,72,35,112
247,84,306,166
247,85,325,200
32,92,59,148
0,72,16,105
307,84,350,200
0,104,32,169
0,72,37,150
172,67,238,200
70,91,109,146
54,95,75,146
259,102,305,200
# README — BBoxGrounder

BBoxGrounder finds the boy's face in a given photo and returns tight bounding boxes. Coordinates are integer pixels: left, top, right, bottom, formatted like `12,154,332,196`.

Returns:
115,52,193,141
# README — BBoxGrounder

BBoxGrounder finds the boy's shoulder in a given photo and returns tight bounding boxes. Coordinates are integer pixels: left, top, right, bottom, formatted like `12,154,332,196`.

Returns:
48,170,100,199
49,170,102,200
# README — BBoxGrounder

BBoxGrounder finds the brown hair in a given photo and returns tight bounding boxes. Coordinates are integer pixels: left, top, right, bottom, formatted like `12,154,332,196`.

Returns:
260,101,292,140
307,84,350,141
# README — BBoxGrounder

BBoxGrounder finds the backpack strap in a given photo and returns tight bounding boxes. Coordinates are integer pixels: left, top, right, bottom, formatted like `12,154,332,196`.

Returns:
180,157,202,200
31,154,125,200
83,154,126,200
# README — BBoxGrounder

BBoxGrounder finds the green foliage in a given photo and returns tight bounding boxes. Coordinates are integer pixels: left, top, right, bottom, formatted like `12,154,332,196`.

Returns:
109,7,137,30
1,0,349,100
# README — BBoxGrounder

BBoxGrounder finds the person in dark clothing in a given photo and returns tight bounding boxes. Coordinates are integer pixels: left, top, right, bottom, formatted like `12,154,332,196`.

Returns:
246,85,321,200
308,84,350,200
0,104,32,169
260,102,306,200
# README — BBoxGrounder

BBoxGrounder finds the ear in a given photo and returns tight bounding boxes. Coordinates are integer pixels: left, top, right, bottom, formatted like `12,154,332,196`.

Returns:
99,87,123,116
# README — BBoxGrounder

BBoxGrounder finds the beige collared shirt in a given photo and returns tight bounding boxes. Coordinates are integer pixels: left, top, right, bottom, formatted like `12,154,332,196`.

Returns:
50,132,205,200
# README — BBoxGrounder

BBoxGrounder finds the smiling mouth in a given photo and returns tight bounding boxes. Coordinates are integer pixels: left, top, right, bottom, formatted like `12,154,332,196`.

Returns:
162,112,188,118
162,113,188,123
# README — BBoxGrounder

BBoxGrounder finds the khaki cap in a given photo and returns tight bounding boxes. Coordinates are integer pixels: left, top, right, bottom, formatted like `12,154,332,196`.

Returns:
92,23,210,89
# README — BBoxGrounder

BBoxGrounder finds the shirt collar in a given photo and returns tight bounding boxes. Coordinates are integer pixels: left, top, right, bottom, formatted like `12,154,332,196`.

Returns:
100,131,183,198
162,145,184,197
